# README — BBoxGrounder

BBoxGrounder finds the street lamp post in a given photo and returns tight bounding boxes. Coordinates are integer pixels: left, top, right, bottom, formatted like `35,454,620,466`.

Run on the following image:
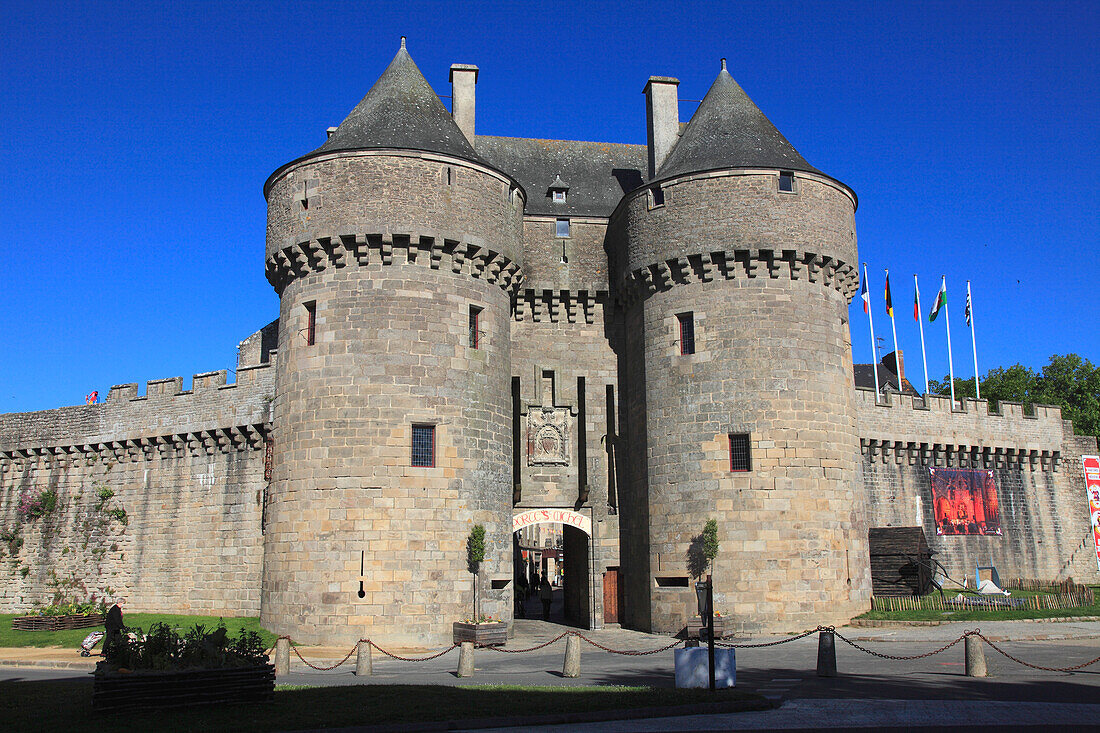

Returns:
695,574,715,691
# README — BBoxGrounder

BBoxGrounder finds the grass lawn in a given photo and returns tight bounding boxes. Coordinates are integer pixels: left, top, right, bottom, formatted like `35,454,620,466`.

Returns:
2,679,770,732
0,614,278,649
855,587,1100,623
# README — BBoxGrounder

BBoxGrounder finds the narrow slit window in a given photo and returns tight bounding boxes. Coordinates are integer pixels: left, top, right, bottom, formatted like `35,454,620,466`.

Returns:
677,312,695,355
446,167,454,185
729,433,751,472
778,171,794,193
304,300,316,346
412,424,435,467
555,218,570,238
469,305,482,349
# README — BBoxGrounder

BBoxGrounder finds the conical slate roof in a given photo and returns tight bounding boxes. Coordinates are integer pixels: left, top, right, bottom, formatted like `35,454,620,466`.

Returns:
312,39,484,164
656,61,824,182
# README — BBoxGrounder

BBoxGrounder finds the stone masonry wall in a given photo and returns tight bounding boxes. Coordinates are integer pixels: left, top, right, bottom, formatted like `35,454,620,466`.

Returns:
856,388,1100,584
0,364,274,614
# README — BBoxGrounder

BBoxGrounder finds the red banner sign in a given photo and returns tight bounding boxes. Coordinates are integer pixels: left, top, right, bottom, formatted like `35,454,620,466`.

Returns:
1084,456,1100,570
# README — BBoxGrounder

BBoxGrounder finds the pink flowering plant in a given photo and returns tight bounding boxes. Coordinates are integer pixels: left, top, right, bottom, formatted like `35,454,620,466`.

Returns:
16,488,58,521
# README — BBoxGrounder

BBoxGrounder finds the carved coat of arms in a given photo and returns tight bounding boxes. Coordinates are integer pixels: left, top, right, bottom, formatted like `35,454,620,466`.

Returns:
527,407,570,465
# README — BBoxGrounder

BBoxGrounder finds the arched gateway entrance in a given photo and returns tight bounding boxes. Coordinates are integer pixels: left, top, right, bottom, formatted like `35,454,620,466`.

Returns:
513,508,594,628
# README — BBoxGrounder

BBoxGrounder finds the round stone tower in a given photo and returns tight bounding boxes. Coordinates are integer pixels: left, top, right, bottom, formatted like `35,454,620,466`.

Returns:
612,62,871,634
261,40,524,645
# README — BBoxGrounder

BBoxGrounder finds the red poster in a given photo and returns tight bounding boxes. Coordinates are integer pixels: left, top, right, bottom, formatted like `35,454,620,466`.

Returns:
1083,456,1100,570
930,468,1001,536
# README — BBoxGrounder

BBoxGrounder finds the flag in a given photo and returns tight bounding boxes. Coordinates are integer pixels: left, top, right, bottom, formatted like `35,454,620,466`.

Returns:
929,278,947,322
860,276,869,314
884,273,893,317
913,279,920,322
965,289,972,327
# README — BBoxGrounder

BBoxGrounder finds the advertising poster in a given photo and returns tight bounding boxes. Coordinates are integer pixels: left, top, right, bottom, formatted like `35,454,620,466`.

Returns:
1084,456,1100,570
929,468,1001,536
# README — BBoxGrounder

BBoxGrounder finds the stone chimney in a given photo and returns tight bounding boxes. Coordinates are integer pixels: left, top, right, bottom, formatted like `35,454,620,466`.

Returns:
450,64,479,144
644,76,679,180
883,350,906,388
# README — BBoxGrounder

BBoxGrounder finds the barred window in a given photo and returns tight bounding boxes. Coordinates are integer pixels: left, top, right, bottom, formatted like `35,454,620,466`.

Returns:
411,424,435,467
677,312,695,355
469,305,482,349
729,433,751,472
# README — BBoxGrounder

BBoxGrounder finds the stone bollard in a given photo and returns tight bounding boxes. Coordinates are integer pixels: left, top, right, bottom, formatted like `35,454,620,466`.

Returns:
965,634,988,677
563,635,581,678
457,641,475,677
355,640,373,676
816,629,837,677
274,638,290,676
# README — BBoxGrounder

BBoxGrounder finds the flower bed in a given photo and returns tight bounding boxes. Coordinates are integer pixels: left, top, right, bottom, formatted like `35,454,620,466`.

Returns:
12,614,105,631
453,621,507,647
92,663,275,713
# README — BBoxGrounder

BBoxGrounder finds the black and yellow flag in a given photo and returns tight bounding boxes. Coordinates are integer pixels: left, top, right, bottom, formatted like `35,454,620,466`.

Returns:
884,271,894,317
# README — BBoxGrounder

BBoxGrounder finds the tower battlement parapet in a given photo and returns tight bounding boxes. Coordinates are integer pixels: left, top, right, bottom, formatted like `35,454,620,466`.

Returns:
265,233,523,295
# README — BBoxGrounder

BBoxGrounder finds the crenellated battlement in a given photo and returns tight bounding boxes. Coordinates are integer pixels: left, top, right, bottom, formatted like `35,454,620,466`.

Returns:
105,362,274,404
855,386,1072,470
512,289,608,324
264,232,523,296
615,247,858,307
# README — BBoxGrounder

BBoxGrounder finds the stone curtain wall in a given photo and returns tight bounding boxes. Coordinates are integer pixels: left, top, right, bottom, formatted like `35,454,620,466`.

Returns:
0,365,274,614
856,388,1100,584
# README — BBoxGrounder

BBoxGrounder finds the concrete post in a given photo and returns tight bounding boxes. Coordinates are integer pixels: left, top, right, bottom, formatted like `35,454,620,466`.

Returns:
965,635,988,677
816,629,837,677
355,640,372,676
457,641,475,677
450,64,479,144
563,634,581,678
274,638,290,676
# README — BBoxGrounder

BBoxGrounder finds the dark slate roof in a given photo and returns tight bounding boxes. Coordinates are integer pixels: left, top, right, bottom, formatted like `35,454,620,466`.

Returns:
312,40,484,165
853,364,921,396
474,135,647,217
656,61,825,182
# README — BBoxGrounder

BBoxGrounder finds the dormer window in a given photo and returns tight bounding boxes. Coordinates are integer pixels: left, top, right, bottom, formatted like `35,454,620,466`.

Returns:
547,174,569,205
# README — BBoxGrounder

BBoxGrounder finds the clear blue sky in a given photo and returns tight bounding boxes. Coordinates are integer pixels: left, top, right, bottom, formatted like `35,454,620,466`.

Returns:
1,1,1096,413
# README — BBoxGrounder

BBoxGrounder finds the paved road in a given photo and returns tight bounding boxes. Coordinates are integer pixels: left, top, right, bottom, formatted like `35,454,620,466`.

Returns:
6,618,1100,729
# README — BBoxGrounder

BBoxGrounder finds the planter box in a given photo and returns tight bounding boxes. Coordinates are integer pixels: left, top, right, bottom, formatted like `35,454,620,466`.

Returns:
685,616,727,640
92,663,275,713
452,621,507,647
12,614,105,631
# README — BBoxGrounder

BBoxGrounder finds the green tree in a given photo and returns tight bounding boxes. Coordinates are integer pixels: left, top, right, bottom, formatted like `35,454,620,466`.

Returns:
466,524,486,622
929,354,1098,437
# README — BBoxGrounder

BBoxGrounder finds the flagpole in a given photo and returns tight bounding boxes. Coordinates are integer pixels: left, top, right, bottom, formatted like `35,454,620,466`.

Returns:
915,274,929,395
863,263,881,398
942,276,956,406
886,268,899,378
968,280,980,400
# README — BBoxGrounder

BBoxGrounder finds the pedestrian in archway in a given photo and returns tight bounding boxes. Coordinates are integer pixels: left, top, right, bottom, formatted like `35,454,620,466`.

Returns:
539,576,553,620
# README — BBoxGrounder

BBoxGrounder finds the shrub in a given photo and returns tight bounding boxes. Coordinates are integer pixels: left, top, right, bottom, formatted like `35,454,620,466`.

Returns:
16,488,59,521
103,621,268,671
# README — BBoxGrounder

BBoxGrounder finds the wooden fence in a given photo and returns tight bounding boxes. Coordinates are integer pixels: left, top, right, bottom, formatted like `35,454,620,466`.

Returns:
871,586,1095,613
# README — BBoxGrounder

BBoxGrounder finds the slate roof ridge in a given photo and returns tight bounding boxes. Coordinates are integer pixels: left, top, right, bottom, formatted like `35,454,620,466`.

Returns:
312,39,485,165
475,133,646,151
655,61,825,182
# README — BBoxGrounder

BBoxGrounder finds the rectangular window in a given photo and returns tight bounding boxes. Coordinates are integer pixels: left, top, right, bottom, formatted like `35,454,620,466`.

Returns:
677,312,695,355
411,424,435,467
651,185,665,206
469,305,482,349
552,190,566,202
778,171,794,193
729,433,751,472
304,301,316,346
555,218,570,238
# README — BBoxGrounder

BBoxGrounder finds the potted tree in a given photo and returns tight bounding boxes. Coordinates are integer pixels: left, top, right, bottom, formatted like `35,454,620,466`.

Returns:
452,524,506,646
686,519,725,639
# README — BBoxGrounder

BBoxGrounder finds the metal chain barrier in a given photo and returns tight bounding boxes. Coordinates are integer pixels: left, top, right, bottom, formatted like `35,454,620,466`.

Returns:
834,628,966,660
574,632,684,656
484,631,572,653
290,642,358,671
368,640,459,662
717,625,824,649
971,631,1100,672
